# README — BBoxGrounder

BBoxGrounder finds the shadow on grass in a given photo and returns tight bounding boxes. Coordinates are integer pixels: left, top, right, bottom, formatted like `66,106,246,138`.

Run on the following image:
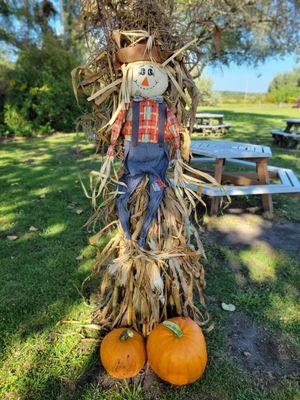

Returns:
0,134,109,399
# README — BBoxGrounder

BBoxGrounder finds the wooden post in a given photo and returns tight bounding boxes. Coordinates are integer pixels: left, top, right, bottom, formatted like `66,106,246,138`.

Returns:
210,158,225,216
256,158,273,217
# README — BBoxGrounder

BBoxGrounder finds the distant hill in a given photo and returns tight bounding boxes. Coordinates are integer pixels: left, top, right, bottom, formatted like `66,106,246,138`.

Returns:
215,90,267,104
216,90,265,97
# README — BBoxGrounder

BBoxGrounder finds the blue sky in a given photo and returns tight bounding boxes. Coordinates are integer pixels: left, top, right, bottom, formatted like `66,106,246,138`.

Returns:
205,54,299,93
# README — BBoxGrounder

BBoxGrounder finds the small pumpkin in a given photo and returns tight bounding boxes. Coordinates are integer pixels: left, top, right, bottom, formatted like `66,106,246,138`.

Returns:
100,327,146,378
146,317,207,385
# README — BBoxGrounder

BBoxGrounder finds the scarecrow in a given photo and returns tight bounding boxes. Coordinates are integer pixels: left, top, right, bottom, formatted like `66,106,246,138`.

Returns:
106,55,182,246
73,2,218,337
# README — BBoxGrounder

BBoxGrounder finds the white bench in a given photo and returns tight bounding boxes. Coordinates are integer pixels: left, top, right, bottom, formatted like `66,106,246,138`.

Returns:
188,140,300,216
189,157,300,197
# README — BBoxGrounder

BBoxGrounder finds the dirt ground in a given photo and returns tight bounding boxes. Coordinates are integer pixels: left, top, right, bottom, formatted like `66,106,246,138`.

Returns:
224,311,299,385
204,212,300,254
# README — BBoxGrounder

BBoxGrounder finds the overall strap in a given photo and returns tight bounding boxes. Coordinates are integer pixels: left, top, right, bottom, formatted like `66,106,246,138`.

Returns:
132,101,140,147
158,101,167,147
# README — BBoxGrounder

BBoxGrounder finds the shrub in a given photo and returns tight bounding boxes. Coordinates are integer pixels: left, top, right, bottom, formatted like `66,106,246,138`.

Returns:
195,76,220,106
3,34,82,136
4,104,32,136
268,68,300,104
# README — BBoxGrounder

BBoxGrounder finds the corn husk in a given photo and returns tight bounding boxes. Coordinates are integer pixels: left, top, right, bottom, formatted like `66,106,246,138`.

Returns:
82,156,225,335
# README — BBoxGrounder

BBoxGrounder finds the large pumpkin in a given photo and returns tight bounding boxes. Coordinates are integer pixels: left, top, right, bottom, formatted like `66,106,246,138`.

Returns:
146,317,207,385
100,328,146,378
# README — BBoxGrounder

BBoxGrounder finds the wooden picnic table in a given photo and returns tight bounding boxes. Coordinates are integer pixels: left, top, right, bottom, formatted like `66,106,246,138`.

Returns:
190,140,273,216
283,118,300,132
196,113,225,125
194,113,232,136
271,118,300,148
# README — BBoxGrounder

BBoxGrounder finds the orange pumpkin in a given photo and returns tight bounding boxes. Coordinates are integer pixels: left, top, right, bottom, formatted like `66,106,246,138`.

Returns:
100,327,146,378
146,317,207,385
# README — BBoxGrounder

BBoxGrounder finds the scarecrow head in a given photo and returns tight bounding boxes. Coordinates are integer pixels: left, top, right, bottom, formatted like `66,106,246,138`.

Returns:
113,33,171,101
127,61,169,98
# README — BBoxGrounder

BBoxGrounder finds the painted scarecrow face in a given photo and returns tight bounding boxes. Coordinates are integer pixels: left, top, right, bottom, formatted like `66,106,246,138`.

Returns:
128,62,169,98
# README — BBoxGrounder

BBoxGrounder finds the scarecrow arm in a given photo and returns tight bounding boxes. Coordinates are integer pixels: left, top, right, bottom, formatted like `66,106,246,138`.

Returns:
107,108,127,157
166,108,181,159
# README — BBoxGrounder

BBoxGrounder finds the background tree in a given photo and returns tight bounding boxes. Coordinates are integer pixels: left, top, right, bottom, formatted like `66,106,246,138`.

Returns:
0,0,83,136
0,0,299,135
175,0,300,77
195,76,220,106
267,68,300,104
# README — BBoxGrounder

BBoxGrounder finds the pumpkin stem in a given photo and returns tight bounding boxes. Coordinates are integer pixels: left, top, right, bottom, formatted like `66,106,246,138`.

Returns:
119,328,134,341
163,321,183,338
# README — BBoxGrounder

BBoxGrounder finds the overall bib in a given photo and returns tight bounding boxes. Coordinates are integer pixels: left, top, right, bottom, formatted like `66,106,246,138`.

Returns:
116,100,170,246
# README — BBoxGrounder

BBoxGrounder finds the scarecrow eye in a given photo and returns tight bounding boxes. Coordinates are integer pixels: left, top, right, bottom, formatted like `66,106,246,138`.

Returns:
139,67,146,76
148,68,154,76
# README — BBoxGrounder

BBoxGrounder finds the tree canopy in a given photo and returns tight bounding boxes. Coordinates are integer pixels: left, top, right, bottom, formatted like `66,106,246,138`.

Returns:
176,0,300,75
268,67,300,103
0,0,299,135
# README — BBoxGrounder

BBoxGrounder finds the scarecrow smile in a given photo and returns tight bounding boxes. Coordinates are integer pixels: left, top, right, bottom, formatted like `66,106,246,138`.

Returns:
133,78,159,91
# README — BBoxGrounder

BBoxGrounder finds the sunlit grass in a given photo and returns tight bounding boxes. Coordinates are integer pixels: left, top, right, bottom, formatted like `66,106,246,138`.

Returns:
239,243,277,282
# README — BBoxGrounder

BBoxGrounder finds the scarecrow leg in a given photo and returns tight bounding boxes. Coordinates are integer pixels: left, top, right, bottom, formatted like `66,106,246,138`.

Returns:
116,173,144,239
137,181,165,246
138,152,168,246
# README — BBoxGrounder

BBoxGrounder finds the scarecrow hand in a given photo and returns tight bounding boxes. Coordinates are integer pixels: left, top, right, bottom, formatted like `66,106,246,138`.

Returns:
107,145,115,158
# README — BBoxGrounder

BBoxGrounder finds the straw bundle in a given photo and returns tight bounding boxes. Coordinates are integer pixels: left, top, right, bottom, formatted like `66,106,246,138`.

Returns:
82,160,219,335
75,0,219,336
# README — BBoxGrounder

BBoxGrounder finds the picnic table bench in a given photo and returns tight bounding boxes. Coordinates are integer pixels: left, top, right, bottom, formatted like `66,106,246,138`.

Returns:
188,140,300,216
271,118,300,148
194,113,232,136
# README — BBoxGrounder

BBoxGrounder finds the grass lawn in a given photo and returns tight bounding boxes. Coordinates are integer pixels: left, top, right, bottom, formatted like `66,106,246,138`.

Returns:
0,104,299,400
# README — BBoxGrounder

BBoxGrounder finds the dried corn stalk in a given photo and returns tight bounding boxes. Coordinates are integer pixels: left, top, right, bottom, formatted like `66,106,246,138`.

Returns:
75,0,221,336
82,161,221,335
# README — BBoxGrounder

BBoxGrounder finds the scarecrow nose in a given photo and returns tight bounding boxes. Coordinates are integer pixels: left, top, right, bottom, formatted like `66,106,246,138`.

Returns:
141,77,149,86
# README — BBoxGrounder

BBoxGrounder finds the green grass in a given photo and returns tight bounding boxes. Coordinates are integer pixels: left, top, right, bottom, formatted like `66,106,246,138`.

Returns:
0,105,299,400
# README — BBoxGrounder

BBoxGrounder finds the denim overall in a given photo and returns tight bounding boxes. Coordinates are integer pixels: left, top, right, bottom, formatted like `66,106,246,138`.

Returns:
116,100,170,246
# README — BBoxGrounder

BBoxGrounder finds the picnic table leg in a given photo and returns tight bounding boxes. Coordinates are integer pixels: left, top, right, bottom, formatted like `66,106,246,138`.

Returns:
256,159,274,216
284,122,292,133
210,158,225,216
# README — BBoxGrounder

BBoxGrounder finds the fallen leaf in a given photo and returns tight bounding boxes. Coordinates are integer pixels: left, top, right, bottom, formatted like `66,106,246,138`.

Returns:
221,302,236,312
75,209,83,215
76,255,83,261
67,202,77,209
29,226,38,232
7,235,18,241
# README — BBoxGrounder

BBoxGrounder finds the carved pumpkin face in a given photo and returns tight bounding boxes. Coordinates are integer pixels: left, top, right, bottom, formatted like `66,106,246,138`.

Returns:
128,62,169,98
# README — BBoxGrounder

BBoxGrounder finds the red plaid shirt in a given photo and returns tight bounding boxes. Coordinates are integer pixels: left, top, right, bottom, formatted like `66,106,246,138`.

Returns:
107,100,180,156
